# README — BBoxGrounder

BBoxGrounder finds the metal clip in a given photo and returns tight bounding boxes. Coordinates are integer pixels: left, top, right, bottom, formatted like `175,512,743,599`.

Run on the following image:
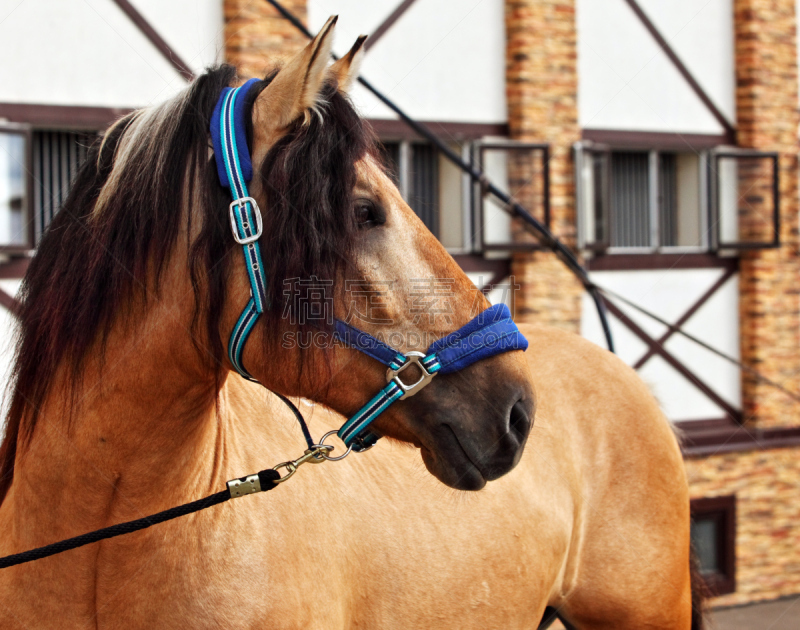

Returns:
386,351,436,399
227,473,261,498
272,446,333,484
229,197,263,245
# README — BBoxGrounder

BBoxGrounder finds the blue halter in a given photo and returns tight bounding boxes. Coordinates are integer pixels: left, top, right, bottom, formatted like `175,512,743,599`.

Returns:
211,82,529,451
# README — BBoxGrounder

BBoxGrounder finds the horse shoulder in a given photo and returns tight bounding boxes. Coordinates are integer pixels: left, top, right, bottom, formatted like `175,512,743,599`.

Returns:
517,324,692,624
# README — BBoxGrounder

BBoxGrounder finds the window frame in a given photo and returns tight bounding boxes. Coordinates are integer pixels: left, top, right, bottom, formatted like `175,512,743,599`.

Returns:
576,142,713,255
709,149,780,251
0,122,34,252
575,140,611,252
690,495,736,596
471,140,551,254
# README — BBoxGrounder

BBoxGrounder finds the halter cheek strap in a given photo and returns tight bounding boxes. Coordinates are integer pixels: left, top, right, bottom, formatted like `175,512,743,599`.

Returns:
211,78,269,380
211,84,529,452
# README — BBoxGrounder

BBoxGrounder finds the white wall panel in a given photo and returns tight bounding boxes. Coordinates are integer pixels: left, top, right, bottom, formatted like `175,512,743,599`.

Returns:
581,268,740,422
0,0,222,109
129,0,224,71
309,0,507,123
577,0,735,134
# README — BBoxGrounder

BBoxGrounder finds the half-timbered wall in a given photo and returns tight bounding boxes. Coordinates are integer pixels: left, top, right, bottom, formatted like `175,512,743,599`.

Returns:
578,0,735,135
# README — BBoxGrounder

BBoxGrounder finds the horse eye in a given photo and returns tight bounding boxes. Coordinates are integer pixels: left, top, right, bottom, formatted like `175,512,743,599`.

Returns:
355,200,382,228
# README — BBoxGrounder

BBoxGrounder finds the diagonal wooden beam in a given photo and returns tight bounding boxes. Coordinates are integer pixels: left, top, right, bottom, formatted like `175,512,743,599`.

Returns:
622,0,736,142
633,267,737,369
604,299,740,421
110,0,195,81
364,0,420,52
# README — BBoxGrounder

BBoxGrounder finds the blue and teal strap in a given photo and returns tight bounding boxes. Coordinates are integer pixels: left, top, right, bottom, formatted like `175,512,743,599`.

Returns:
337,381,405,447
211,79,269,379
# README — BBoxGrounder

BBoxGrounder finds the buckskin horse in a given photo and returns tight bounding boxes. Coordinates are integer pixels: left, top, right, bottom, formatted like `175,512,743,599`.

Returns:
0,18,703,629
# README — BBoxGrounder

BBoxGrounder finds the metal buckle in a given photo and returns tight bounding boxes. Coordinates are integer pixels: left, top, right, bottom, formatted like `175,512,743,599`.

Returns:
386,351,436,400
229,197,263,245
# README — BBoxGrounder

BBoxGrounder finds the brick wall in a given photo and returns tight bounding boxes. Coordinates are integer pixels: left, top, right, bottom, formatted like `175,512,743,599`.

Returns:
735,0,800,429
224,0,308,78
505,0,583,331
686,447,800,606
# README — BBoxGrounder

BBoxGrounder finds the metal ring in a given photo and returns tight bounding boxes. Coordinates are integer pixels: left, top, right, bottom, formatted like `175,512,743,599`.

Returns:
317,430,353,461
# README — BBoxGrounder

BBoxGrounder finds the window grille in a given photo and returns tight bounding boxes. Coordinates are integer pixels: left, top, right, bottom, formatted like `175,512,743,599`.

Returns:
379,141,401,185
378,139,454,243
32,130,95,243
408,143,439,237
610,151,650,248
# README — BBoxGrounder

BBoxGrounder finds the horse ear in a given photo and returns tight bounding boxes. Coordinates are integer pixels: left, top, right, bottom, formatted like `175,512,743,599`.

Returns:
253,15,337,132
329,35,367,93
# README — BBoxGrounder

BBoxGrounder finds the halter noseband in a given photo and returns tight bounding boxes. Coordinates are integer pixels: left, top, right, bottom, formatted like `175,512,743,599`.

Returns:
211,82,529,451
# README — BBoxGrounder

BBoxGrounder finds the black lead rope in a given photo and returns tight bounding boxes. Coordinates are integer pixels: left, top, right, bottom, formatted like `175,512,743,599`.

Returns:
274,392,315,449
0,470,280,569
0,394,332,570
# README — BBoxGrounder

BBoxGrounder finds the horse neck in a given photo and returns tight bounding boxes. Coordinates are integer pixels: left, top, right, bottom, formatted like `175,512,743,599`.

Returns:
5,269,227,535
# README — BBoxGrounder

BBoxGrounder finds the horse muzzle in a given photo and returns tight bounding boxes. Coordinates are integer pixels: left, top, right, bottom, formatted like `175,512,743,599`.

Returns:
411,374,534,491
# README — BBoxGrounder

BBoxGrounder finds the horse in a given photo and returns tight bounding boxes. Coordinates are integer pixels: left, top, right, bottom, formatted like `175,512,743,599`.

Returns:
0,18,703,629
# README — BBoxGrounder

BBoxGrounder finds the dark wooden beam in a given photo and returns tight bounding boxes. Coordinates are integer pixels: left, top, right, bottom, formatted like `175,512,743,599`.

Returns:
365,0,421,51
679,418,800,457
634,267,737,369
369,118,508,140
622,0,736,140
0,103,132,129
586,253,738,271
0,258,30,279
604,299,741,421
582,129,733,150
110,0,195,82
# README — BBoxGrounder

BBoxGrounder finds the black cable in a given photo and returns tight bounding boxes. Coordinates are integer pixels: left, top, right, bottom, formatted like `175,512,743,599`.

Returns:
0,470,281,569
263,0,616,354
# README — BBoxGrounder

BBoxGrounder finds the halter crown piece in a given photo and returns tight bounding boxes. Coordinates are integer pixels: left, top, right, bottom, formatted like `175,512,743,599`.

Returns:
211,82,529,452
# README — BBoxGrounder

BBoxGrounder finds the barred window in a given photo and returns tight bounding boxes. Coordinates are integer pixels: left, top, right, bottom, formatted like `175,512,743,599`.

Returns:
32,130,95,243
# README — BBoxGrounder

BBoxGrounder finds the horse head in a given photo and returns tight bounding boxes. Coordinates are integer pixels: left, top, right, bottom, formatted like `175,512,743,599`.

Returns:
224,18,535,490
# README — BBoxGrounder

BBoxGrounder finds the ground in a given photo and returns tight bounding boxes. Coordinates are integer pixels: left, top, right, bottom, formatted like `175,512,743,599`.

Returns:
546,595,800,629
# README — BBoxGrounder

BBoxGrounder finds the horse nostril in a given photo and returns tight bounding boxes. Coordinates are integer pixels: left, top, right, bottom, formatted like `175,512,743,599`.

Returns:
509,399,531,440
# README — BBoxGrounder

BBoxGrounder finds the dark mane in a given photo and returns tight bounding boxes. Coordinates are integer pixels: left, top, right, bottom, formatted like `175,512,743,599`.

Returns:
0,65,374,502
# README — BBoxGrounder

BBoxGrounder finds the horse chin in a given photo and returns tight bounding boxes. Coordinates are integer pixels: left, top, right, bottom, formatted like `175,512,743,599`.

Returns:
409,392,533,491
420,446,487,491
418,425,489,491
